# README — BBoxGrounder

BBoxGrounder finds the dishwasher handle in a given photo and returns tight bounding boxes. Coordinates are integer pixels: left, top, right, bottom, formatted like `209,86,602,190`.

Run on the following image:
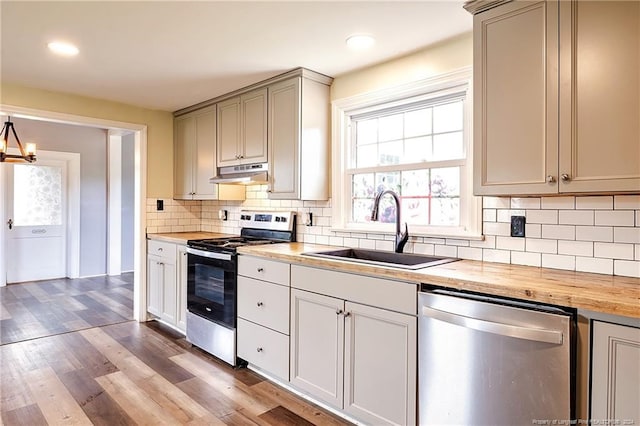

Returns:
422,305,563,345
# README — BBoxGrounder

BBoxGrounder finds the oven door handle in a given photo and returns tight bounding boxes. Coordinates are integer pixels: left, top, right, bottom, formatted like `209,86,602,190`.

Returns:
186,247,233,261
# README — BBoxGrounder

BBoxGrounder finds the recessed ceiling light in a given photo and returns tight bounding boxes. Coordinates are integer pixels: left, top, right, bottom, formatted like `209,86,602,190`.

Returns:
346,34,375,50
47,41,79,57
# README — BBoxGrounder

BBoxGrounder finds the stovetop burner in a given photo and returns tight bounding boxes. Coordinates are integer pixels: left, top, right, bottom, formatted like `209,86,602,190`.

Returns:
188,237,277,252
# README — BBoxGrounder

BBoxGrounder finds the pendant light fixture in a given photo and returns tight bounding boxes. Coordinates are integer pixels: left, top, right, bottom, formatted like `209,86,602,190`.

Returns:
0,117,36,163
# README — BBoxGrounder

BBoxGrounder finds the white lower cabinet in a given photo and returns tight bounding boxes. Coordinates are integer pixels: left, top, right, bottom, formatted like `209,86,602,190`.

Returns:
591,321,640,423
146,239,187,333
290,266,417,426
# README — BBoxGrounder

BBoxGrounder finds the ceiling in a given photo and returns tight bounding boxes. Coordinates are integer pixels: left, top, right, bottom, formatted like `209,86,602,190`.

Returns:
1,1,472,112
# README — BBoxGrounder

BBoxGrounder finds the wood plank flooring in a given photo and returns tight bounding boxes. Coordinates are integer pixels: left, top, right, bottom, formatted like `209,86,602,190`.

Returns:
0,277,352,425
0,274,134,345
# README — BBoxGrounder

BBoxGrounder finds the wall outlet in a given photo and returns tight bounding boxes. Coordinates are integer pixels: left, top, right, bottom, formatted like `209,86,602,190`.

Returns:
304,212,313,226
511,215,526,237
218,209,228,221
156,199,164,211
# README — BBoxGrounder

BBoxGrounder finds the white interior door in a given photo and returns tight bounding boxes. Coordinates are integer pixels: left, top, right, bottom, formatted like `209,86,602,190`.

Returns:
5,159,67,283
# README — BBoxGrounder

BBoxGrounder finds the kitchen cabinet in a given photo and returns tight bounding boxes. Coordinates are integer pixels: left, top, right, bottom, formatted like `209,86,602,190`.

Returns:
590,321,640,423
217,88,268,167
267,73,331,200
469,0,640,195
236,256,291,380
290,265,417,426
146,239,187,333
174,105,245,200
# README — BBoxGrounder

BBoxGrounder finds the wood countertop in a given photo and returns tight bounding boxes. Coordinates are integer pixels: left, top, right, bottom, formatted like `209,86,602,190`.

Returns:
237,243,640,319
147,232,237,244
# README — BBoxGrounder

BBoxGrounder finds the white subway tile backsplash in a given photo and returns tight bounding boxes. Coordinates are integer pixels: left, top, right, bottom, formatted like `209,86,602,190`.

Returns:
541,225,575,240
636,211,640,227
458,247,483,261
541,196,575,210
483,222,511,236
614,195,640,210
445,239,470,247
595,210,635,227
496,236,525,251
593,242,635,260
525,238,557,254
483,209,497,222
482,249,511,264
511,251,541,267
558,210,594,226
497,209,525,223
636,244,640,261
576,257,614,275
614,227,640,244
526,210,558,224
575,226,613,242
470,235,496,249
558,240,593,257
375,240,394,251
613,260,640,278
315,235,330,245
576,196,613,210
329,236,344,247
542,254,575,271
525,223,542,238
483,197,510,209
435,245,457,257
359,239,376,249
511,197,541,209
343,238,359,248
414,243,435,255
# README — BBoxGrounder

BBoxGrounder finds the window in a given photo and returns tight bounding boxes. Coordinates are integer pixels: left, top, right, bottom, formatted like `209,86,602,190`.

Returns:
332,68,480,238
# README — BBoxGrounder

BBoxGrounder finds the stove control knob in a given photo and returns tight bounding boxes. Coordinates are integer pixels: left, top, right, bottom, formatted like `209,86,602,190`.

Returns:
280,217,287,222
275,217,281,222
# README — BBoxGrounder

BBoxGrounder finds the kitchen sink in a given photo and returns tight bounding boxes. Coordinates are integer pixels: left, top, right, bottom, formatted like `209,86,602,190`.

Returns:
302,248,459,270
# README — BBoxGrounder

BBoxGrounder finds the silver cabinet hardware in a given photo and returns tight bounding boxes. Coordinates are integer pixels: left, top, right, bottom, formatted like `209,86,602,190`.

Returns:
546,175,556,183
561,174,570,182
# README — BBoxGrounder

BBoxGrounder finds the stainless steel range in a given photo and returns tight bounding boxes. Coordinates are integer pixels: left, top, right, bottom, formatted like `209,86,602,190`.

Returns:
185,210,296,366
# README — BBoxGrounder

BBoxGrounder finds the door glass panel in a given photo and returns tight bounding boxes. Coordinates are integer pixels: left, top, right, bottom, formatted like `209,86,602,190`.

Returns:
13,164,62,226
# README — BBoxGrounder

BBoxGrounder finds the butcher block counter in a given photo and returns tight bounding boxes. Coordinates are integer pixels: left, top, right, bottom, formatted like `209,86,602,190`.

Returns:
147,232,236,244
237,242,640,319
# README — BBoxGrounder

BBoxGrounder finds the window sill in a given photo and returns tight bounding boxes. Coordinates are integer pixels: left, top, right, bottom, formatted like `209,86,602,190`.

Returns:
329,226,484,242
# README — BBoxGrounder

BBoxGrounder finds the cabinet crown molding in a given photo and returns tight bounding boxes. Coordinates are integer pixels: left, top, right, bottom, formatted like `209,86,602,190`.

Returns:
464,0,514,14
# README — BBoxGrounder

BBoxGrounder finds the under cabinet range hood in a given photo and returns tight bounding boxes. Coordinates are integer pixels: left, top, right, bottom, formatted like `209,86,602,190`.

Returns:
209,162,269,185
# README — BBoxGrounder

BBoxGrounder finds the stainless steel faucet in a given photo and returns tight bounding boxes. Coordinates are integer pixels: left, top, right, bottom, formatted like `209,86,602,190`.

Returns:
371,189,409,253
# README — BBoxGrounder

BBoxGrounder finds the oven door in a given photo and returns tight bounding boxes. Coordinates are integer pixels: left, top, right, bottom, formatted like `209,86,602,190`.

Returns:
186,247,237,329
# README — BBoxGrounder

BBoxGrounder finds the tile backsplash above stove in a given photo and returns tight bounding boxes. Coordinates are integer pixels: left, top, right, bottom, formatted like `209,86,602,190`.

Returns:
146,188,640,278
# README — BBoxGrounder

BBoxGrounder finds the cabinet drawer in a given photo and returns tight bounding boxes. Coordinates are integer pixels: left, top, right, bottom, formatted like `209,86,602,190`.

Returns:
238,276,289,335
238,256,290,286
237,318,289,381
147,240,177,260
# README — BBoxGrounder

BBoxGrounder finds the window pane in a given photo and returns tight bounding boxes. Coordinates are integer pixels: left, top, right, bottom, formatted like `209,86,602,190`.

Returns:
14,164,62,226
375,172,401,194
405,108,432,138
379,140,402,165
402,198,429,225
352,198,374,222
431,198,460,226
433,131,464,160
431,167,460,197
401,169,430,196
433,101,463,133
378,114,403,142
356,119,378,145
352,173,375,198
357,144,377,168
403,136,432,163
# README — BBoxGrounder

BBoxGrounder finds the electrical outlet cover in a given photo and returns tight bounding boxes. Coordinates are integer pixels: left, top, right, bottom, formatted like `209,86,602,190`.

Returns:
511,216,526,237
156,199,164,211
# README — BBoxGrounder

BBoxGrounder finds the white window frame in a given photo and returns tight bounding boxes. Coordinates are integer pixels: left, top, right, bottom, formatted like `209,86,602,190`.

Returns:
331,67,481,239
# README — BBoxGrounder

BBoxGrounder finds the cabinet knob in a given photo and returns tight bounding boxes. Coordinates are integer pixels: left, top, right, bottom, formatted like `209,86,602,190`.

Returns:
158,247,163,252
256,302,263,307
561,173,571,182
546,175,556,183
256,347,263,352
257,267,264,272
344,312,351,318
266,189,272,193
336,309,343,316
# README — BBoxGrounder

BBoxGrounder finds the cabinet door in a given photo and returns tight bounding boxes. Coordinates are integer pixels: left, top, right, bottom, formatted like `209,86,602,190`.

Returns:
240,88,268,164
174,115,195,199
217,97,241,167
591,321,640,423
290,289,344,409
343,302,417,426
559,1,640,193
147,255,162,317
473,0,559,195
176,246,188,332
193,106,218,199
268,78,300,199
160,259,177,324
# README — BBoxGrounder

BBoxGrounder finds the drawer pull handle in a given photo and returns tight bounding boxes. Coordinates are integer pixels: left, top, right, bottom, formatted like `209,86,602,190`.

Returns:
257,302,264,307
256,347,263,352
257,267,264,272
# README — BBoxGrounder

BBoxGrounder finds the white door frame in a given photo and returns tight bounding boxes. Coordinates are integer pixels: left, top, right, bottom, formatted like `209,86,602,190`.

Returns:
0,104,148,322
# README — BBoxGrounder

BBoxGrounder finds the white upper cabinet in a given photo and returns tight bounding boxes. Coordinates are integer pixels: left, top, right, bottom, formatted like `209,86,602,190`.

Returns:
217,88,268,167
174,105,245,200
268,74,331,200
470,0,640,195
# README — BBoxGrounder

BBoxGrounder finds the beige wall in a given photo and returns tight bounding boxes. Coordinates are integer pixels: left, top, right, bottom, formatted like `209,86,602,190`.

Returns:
0,82,173,197
331,32,473,100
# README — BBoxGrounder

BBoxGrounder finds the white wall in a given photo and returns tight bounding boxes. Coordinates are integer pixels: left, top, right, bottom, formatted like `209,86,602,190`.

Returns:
121,133,135,272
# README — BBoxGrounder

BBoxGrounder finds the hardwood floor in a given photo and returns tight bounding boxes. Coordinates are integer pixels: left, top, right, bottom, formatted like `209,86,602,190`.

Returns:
0,277,352,425
0,273,134,345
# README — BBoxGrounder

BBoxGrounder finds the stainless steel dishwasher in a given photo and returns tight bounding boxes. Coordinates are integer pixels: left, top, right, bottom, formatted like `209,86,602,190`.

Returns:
418,286,575,426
